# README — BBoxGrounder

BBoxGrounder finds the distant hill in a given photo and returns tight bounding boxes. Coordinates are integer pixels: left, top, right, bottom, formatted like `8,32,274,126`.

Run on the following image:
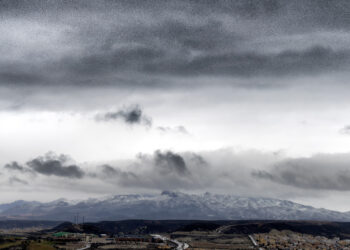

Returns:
47,220,205,235
0,191,349,222
48,221,103,235
0,220,61,230
46,220,350,239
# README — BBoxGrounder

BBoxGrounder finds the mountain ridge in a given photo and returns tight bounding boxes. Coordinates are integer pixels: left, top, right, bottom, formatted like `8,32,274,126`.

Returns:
0,191,349,222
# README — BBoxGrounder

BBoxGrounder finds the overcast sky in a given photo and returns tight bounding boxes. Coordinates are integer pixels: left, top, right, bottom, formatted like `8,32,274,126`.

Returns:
1,0,350,211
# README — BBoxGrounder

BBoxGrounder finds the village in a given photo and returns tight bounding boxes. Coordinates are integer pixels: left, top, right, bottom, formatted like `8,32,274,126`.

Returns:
253,230,350,249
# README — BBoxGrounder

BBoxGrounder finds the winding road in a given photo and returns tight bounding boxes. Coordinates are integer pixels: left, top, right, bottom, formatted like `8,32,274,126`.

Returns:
151,234,189,250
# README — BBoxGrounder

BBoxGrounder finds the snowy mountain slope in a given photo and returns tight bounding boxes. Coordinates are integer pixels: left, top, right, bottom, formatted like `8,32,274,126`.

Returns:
0,191,349,222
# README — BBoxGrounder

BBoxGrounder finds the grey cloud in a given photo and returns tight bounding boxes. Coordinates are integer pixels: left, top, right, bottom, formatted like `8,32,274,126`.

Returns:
94,149,282,194
2,44,349,89
67,26,350,78
68,46,164,77
0,71,44,85
2,149,340,199
340,125,350,135
154,150,190,176
9,176,28,185
58,19,237,80
3,0,350,27
4,162,25,172
192,0,350,28
155,20,230,51
188,153,208,166
157,126,189,134
2,150,195,190
252,153,350,191
26,153,85,179
95,105,152,126
142,46,350,77
100,164,138,180
94,150,197,190
101,165,118,176
1,0,350,92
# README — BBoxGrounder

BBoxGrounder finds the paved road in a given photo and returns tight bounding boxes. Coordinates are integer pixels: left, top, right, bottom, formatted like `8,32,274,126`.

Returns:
77,243,91,250
248,235,263,250
151,234,189,249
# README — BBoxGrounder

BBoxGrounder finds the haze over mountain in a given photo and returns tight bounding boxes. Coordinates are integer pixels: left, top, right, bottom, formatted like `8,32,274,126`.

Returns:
1,191,349,222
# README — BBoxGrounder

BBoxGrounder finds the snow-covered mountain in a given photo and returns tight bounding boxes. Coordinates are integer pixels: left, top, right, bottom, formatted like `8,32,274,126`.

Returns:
0,191,349,222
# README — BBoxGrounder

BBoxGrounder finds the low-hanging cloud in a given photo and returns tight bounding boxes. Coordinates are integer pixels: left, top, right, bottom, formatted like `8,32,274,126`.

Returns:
9,176,28,185
0,149,283,194
26,153,85,179
95,105,152,126
91,150,206,190
340,125,350,135
252,153,350,191
154,150,190,176
4,149,350,201
100,164,138,180
5,162,25,172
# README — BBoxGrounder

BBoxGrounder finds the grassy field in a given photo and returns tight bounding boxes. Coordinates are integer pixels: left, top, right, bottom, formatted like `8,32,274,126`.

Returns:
28,241,55,250
0,239,55,250
0,240,22,249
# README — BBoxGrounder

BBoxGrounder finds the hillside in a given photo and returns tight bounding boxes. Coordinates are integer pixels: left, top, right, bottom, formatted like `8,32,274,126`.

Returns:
46,220,350,239
0,191,349,221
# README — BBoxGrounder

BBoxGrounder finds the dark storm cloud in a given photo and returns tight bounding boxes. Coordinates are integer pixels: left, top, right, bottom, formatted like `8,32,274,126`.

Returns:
1,0,350,91
3,0,350,25
141,46,350,76
95,105,152,126
56,19,243,79
26,153,85,179
0,71,44,85
252,153,350,191
68,46,164,77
